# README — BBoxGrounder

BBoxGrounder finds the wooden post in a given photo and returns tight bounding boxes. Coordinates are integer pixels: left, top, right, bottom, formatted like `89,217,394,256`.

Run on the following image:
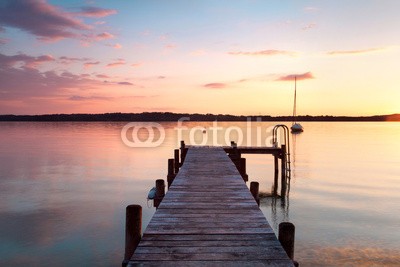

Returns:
123,205,142,267
167,158,176,188
280,145,287,198
250,181,260,206
174,149,180,173
240,158,248,182
154,179,165,208
182,148,188,165
180,141,186,166
278,222,295,260
273,155,279,196
180,140,185,149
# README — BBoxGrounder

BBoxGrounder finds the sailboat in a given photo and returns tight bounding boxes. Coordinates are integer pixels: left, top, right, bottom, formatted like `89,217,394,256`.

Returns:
291,76,304,133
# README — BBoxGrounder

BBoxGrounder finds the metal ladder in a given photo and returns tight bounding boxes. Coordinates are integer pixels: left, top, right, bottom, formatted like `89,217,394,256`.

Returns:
272,125,291,182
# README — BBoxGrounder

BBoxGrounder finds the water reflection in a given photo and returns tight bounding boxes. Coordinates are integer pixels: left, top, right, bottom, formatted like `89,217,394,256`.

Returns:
260,195,290,231
1,121,400,266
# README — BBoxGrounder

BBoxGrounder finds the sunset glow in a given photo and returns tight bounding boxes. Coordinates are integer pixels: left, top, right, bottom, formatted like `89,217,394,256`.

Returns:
1,0,399,116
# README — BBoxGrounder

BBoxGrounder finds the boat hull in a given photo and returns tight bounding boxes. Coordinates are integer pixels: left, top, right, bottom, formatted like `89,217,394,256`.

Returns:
291,123,304,133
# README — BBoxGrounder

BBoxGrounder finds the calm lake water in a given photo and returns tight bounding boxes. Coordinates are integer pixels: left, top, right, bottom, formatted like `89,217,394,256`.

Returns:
0,121,399,266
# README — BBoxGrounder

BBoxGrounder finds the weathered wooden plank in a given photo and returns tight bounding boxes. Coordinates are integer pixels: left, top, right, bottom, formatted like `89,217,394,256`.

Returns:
133,245,289,255
128,260,294,267
141,234,275,241
144,226,274,235
149,216,267,223
137,239,281,247
131,249,288,261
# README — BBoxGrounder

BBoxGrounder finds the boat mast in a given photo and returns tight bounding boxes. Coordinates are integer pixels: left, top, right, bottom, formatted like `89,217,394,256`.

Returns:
292,76,297,124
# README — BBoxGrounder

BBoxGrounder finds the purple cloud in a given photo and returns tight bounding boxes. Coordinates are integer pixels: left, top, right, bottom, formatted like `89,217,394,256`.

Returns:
96,74,110,79
0,53,55,68
117,82,134,85
0,0,117,42
0,52,101,100
0,0,89,41
59,56,91,63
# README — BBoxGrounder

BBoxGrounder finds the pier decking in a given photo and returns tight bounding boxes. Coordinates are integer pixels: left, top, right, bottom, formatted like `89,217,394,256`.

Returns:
127,146,294,266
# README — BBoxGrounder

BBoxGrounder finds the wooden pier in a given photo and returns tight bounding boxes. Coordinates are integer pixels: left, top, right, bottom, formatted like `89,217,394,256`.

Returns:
124,146,295,266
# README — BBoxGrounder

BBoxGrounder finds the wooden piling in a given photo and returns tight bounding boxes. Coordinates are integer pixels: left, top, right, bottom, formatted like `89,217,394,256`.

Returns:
167,159,176,188
239,158,248,182
250,181,260,206
180,141,187,166
174,149,180,173
281,144,287,198
274,155,279,195
123,205,142,267
278,222,295,260
154,179,165,208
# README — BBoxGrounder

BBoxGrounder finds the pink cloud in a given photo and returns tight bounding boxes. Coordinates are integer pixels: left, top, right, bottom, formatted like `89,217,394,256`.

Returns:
106,59,125,67
228,49,296,56
84,61,100,69
75,6,117,18
131,63,142,67
113,43,122,49
277,72,315,81
203,83,226,89
94,32,114,40
327,47,384,55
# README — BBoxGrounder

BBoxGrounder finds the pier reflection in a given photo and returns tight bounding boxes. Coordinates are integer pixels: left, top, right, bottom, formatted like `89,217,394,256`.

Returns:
259,191,291,231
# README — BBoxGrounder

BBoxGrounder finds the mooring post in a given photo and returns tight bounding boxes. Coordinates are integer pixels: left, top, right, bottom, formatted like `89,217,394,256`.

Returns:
154,179,165,208
280,144,287,198
273,154,279,196
250,181,260,206
174,149,180,173
180,141,187,166
122,205,142,267
167,158,176,188
278,222,295,261
239,158,248,182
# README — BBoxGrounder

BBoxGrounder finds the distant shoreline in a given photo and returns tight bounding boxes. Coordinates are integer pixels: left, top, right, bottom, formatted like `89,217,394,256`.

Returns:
0,112,399,122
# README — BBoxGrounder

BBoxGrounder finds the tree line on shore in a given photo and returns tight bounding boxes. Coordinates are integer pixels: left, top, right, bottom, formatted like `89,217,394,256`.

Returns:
0,112,399,121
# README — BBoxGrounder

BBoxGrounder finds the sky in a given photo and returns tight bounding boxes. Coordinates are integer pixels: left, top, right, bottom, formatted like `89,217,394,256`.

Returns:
0,0,399,116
